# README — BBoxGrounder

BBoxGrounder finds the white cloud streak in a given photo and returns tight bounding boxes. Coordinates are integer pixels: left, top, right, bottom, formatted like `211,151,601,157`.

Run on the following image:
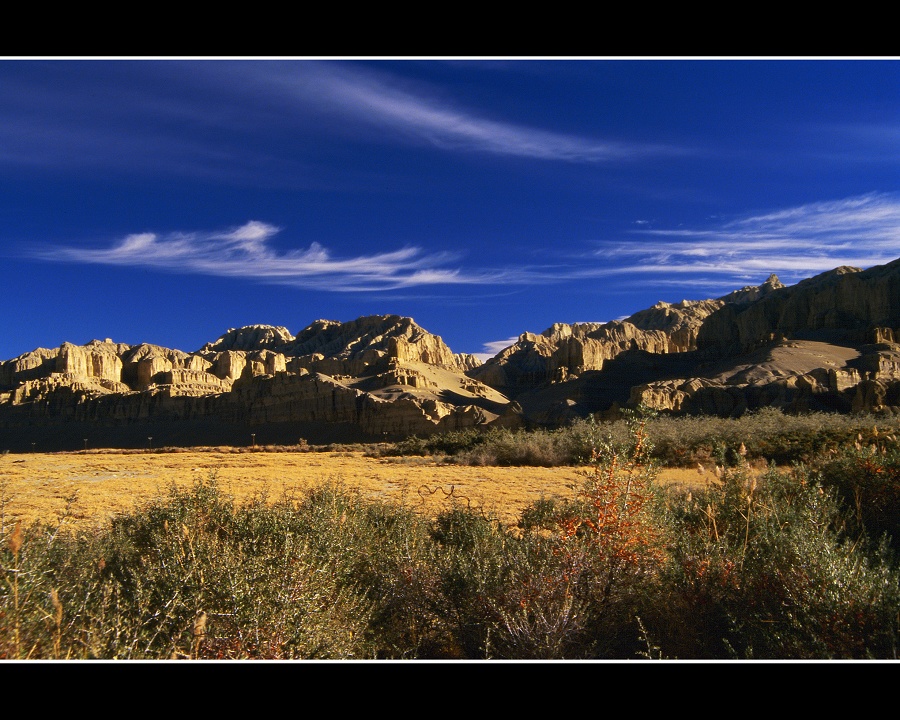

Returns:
29,221,502,292
0,61,690,186
267,62,685,163
22,193,900,296
591,192,900,286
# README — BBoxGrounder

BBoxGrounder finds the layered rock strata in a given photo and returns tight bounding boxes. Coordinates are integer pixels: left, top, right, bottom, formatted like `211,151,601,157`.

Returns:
0,315,517,450
469,260,900,420
1,259,899,450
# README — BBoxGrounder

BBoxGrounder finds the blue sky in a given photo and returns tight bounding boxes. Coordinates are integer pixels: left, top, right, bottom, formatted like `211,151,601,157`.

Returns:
1,58,898,362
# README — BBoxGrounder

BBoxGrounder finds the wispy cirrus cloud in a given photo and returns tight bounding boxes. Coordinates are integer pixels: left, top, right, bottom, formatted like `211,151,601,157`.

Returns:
255,61,687,163
591,192,900,287
0,60,690,186
22,193,900,297
28,220,500,292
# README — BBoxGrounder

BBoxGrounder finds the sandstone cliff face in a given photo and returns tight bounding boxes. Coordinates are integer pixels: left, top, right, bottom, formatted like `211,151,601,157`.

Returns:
208,350,248,382
56,341,125,384
630,335,900,417
0,347,57,387
617,260,899,418
470,296,726,392
227,372,505,438
284,315,477,374
0,315,514,450
716,274,785,304
196,315,479,377
697,261,900,355
0,365,516,447
199,325,295,352
622,298,727,351
1,260,899,450
471,260,900,422
120,344,212,390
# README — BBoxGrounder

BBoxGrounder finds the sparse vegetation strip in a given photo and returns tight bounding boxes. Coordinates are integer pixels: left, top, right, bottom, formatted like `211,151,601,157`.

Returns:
383,407,900,468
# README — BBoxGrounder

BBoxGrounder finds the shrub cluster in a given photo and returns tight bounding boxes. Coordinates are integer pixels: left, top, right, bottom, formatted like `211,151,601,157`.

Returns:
383,407,898,469
2,414,899,660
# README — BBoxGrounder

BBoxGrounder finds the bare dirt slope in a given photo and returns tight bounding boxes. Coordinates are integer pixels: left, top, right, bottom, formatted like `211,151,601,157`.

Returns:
701,340,861,384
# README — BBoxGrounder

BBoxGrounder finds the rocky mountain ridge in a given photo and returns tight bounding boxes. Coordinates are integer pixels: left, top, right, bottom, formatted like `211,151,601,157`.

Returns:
1,259,898,451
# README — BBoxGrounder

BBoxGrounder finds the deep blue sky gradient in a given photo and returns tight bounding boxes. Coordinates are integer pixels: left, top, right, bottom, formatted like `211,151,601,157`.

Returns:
1,58,898,361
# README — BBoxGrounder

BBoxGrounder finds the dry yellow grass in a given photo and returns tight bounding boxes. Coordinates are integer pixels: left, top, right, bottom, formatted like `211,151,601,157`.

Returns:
0,448,721,532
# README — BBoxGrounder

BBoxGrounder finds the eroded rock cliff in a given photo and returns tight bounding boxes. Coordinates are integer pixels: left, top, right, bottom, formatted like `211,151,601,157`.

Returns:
1,259,898,450
0,315,514,450
469,260,900,421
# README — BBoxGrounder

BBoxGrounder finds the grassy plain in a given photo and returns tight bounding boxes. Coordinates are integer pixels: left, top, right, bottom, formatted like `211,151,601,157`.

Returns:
0,446,719,532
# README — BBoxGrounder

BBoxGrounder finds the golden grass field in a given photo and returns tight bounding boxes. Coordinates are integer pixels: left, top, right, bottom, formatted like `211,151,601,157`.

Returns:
0,447,722,533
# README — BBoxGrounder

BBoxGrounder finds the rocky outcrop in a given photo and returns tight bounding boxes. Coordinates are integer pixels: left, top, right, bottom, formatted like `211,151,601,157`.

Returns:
284,315,477,374
56,340,125,384
622,298,727,351
208,350,248,382
0,315,515,450
239,350,287,379
0,364,520,447
630,336,900,417
472,259,900,422
697,261,900,355
716,273,785,305
470,297,725,392
1,259,899,449
227,371,510,438
0,347,58,388
11,373,132,405
198,325,295,352
158,369,233,396
195,315,479,378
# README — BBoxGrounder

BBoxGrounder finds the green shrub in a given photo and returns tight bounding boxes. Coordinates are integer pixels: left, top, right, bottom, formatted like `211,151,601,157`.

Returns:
381,407,897,468
654,459,900,658
473,411,669,659
1,478,378,659
814,440,900,549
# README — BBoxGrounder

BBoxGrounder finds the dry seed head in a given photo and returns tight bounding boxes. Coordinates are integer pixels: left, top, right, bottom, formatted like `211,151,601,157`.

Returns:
50,588,63,625
194,610,209,637
738,442,747,457
8,521,22,555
